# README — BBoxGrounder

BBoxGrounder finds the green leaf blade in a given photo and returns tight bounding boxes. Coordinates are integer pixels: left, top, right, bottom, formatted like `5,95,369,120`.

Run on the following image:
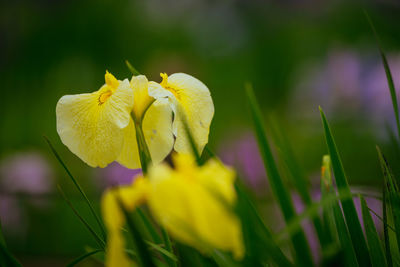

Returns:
332,200,359,267
246,84,313,266
319,108,371,266
364,11,400,141
360,195,387,267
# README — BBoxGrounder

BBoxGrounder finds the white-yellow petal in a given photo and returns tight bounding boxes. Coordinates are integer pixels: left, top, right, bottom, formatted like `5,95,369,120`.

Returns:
116,118,141,169
143,99,174,165
56,79,133,168
156,73,214,155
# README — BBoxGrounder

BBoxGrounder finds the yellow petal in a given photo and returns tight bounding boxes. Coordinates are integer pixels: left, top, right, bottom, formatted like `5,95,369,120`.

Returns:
157,73,214,155
116,118,141,169
101,177,148,267
56,79,133,168
147,155,244,259
142,99,174,165
117,99,174,169
131,75,155,122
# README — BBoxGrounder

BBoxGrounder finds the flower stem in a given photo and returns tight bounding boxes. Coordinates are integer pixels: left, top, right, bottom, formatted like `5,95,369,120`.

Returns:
134,120,152,174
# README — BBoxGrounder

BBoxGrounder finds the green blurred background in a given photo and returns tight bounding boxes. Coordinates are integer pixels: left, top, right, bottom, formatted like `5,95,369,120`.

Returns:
1,0,400,265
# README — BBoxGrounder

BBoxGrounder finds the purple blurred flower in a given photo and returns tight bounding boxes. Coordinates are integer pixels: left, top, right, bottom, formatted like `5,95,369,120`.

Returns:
0,151,53,194
94,162,142,190
0,151,53,240
218,132,268,193
291,48,400,133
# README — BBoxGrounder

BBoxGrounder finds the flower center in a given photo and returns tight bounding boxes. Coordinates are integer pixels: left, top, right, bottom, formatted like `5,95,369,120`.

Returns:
98,90,113,105
160,73,181,100
98,71,119,105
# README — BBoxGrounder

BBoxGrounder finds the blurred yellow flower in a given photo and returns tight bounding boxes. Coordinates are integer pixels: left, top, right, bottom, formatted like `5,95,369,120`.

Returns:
101,154,244,266
56,72,174,169
102,177,148,267
149,73,214,155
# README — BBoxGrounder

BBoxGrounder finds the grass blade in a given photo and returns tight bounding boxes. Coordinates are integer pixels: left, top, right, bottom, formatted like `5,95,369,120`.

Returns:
212,250,241,267
245,84,312,266
145,241,178,262
0,242,22,267
136,208,177,266
269,117,328,250
116,194,156,267
236,182,293,266
125,60,141,76
321,155,337,245
44,136,106,239
383,184,394,267
66,249,103,267
57,185,106,250
319,107,371,266
377,147,400,255
364,11,400,141
137,208,162,244
276,188,353,244
360,195,387,267
161,227,177,267
332,200,359,267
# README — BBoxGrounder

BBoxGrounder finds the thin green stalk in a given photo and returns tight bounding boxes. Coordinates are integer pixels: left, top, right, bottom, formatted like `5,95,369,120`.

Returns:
383,184,394,267
116,193,156,267
66,249,103,267
161,227,177,267
134,120,152,174
57,185,106,250
43,136,106,240
125,60,141,76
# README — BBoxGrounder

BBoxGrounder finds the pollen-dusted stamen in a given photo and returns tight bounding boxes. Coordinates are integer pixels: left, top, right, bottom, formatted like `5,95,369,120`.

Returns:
160,73,181,100
98,90,112,105
105,70,119,89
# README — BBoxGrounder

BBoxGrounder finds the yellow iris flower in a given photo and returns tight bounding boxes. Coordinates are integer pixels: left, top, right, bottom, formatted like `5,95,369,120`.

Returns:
56,71,214,169
101,154,244,266
56,71,174,168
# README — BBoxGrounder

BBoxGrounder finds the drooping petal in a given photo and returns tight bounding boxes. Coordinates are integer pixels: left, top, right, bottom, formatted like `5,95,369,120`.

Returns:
151,73,214,155
56,79,133,168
